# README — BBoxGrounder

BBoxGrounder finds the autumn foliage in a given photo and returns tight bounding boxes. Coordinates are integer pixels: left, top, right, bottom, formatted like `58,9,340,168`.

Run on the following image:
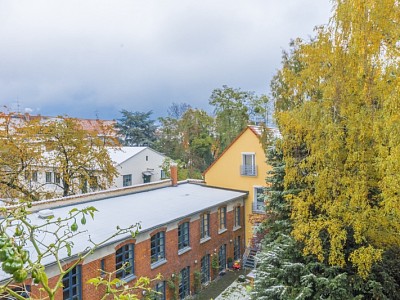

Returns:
274,0,400,277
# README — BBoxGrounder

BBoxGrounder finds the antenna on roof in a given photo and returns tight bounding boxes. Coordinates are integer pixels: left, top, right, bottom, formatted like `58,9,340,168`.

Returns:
16,98,20,114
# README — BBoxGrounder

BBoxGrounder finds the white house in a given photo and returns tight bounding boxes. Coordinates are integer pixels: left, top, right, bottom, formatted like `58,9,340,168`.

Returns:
12,147,166,201
108,147,167,188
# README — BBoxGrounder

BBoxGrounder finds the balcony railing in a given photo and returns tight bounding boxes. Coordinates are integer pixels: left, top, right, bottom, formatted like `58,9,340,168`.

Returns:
240,165,257,176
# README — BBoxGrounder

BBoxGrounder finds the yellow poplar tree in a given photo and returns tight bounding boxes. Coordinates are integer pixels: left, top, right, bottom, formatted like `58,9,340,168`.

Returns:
274,0,400,277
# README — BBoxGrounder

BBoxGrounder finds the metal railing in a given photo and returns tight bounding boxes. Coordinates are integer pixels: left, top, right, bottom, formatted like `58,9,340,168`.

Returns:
240,165,257,176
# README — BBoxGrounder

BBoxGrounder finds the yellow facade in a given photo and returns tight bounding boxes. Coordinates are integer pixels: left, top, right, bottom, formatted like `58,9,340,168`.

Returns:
204,126,271,246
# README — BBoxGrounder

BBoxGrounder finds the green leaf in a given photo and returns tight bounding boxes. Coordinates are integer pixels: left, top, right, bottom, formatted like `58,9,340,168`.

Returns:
66,243,72,256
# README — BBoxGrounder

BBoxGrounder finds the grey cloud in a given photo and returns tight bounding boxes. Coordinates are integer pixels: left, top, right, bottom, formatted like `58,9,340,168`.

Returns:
0,0,331,119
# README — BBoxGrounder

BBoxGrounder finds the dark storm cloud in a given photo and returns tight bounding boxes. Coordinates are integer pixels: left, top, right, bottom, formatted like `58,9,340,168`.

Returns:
0,0,331,119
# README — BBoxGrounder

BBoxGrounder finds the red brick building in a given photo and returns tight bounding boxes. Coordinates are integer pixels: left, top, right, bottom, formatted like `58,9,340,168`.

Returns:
3,178,247,299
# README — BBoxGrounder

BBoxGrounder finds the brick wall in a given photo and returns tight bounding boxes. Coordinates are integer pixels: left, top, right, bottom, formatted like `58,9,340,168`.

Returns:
28,205,245,300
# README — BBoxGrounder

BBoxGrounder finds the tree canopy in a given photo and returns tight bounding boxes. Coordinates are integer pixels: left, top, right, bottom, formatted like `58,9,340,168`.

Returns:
115,110,157,146
0,115,44,201
209,85,268,155
0,115,118,200
274,0,400,277
155,106,214,178
43,117,118,197
253,142,400,299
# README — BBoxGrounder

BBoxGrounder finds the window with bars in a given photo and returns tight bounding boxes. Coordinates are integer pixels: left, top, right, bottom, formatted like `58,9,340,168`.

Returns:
115,243,134,279
178,222,190,250
241,153,257,176
179,266,190,299
151,232,165,264
62,265,82,300
200,255,210,284
200,213,210,239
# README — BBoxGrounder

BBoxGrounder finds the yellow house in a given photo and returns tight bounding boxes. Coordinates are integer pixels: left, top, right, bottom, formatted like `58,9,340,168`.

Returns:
204,125,271,247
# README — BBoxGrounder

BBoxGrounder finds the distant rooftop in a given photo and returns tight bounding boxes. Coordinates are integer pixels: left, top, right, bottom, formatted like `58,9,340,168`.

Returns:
0,113,117,136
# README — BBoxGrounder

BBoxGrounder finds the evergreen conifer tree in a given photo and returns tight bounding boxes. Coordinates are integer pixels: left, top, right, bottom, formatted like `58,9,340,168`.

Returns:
252,142,400,299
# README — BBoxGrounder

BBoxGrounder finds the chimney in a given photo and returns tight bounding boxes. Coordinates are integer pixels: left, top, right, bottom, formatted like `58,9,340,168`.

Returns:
170,163,178,187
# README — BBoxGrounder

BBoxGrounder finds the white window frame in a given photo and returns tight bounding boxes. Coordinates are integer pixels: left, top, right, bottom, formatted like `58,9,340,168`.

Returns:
241,152,257,176
45,172,52,183
123,174,132,187
253,186,265,212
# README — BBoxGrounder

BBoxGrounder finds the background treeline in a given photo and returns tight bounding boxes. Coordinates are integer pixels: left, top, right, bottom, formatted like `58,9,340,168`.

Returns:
115,85,270,178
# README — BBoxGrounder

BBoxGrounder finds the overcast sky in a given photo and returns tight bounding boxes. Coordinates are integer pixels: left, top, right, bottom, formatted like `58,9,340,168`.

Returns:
0,0,332,120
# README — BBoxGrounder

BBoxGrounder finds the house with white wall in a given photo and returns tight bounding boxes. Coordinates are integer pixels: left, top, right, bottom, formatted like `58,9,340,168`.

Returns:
108,147,167,188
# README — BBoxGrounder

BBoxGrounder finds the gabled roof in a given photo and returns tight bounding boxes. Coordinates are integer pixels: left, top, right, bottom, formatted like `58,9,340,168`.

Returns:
203,125,264,175
107,147,165,165
107,147,147,164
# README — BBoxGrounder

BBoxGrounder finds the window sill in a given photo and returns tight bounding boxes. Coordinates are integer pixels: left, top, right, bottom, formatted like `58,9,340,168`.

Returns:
116,274,136,286
178,247,191,256
151,259,167,270
218,228,227,235
200,236,211,244
252,209,266,214
233,226,242,232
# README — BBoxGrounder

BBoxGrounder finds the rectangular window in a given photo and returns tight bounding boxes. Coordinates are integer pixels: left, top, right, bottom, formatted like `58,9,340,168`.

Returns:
234,206,241,227
90,175,99,191
200,255,210,284
116,243,134,279
32,171,38,182
200,213,210,239
178,222,190,250
160,170,167,179
54,172,61,184
234,236,241,260
218,244,226,271
123,174,132,187
62,265,82,300
179,266,190,299
241,153,256,176
100,259,106,277
153,281,166,300
151,232,165,264
45,172,52,183
81,176,88,194
254,187,265,211
219,207,227,230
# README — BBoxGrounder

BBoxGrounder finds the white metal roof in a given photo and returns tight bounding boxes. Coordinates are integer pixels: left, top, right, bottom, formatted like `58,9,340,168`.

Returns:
0,183,246,281
107,147,148,164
